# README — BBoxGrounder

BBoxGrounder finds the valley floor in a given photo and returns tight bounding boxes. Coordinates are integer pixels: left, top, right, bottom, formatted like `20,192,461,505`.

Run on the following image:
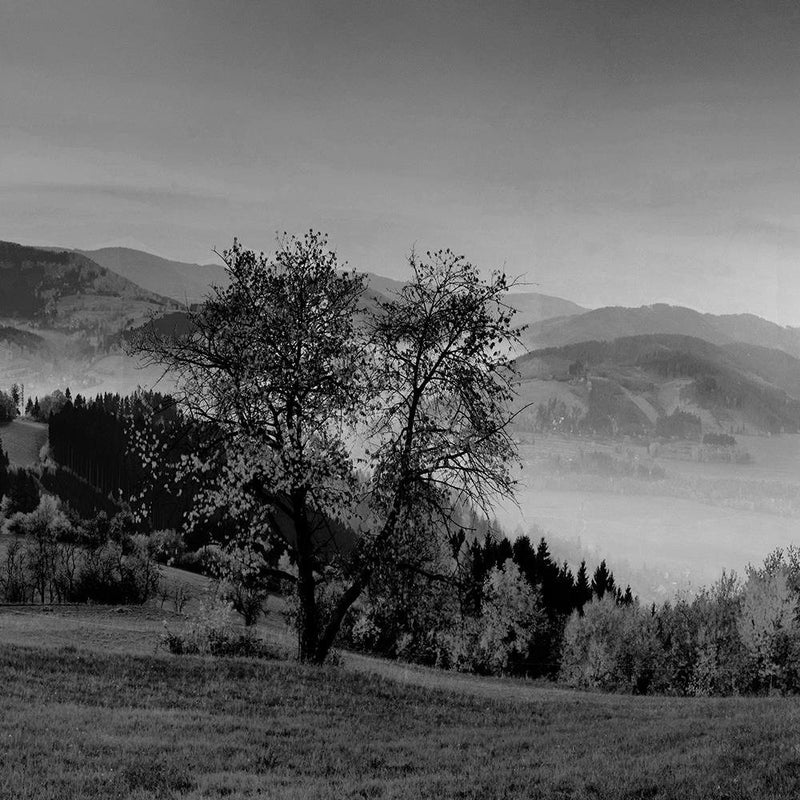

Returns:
1,603,800,799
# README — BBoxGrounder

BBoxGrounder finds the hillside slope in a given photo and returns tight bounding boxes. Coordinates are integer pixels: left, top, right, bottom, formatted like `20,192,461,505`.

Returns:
0,241,178,331
0,418,48,467
504,291,587,325
514,333,800,435
524,303,800,359
79,247,229,305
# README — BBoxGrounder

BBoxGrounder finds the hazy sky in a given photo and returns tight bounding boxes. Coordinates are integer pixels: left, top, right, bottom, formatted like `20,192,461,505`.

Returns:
2,1,800,324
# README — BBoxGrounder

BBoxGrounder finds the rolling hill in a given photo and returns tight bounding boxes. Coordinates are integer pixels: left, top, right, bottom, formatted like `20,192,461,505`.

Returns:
78,247,229,306
504,291,587,326
6,240,794,431
0,241,178,332
514,333,800,436
0,242,184,399
524,303,800,360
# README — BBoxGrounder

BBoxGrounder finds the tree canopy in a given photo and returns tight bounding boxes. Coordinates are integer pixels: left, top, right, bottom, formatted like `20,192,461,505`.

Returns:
132,232,523,663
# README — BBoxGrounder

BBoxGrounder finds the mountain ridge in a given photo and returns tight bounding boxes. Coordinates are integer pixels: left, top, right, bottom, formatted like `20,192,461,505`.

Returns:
77,247,228,306
0,241,177,329
524,303,800,360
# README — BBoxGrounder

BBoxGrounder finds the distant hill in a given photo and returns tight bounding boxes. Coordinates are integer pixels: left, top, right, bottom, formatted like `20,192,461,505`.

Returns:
524,304,800,360
78,247,229,306
362,272,407,299
0,241,183,399
363,274,587,327
0,241,177,331
514,333,800,436
504,292,587,327
721,341,800,400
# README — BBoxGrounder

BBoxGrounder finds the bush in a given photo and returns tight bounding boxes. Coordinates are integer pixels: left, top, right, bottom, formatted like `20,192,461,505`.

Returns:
161,592,281,658
336,568,459,668
443,562,545,675
72,540,160,605
703,432,736,447
559,596,663,693
148,529,187,565
218,544,273,626
171,545,225,576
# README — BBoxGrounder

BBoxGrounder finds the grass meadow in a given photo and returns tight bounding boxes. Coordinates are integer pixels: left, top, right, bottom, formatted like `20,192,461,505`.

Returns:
1,605,800,799
0,418,48,467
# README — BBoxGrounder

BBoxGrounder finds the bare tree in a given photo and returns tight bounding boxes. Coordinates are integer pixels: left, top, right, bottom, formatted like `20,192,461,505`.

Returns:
132,236,522,664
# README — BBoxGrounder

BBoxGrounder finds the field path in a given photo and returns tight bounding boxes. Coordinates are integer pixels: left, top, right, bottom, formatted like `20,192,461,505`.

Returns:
0,417,48,466
343,650,603,706
621,385,659,424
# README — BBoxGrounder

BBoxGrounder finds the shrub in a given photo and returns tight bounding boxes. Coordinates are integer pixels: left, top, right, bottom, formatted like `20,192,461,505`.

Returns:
148,529,187,565
161,592,280,658
218,544,272,626
447,561,545,675
737,567,800,693
703,432,736,447
72,540,160,604
172,544,225,576
559,595,663,693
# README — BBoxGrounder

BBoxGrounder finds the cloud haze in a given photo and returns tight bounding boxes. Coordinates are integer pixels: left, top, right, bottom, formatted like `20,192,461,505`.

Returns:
2,0,800,323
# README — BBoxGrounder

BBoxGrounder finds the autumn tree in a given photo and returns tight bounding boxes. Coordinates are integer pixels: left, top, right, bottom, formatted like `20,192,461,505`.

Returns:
132,235,522,664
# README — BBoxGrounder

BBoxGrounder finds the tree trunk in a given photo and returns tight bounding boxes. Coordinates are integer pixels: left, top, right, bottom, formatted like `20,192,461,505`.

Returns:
292,489,321,663
296,557,319,662
312,575,365,664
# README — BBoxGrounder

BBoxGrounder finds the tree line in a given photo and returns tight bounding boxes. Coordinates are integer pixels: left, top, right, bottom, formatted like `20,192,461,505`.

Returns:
336,528,632,678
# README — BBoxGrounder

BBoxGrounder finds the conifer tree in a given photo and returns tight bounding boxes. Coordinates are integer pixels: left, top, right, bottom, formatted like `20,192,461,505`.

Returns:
621,585,634,606
592,560,612,599
574,560,592,612
0,444,9,498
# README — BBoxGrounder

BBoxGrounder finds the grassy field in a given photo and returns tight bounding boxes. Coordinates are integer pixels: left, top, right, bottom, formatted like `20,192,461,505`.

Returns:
0,418,48,467
2,604,800,799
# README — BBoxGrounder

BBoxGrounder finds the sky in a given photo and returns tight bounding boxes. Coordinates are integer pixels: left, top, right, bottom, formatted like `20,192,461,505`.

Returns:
2,0,800,324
